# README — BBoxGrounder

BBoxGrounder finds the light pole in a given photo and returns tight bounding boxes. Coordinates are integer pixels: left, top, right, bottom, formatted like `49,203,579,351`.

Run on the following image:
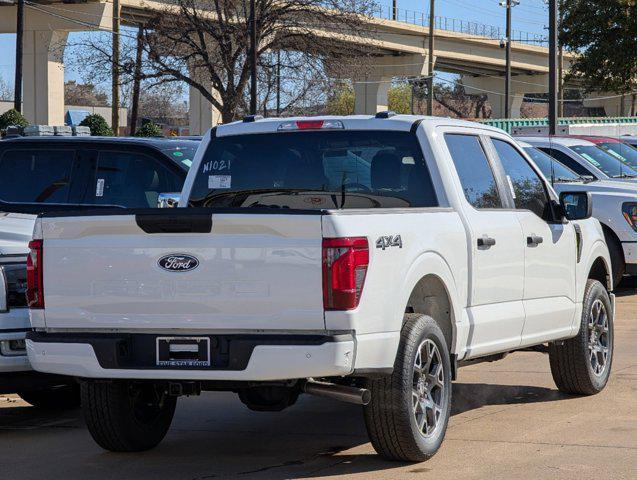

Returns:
14,0,24,113
249,0,258,115
112,0,120,135
426,0,435,116
500,0,518,119
548,0,558,134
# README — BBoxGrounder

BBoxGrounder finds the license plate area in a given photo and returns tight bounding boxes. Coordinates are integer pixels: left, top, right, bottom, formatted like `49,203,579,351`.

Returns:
156,337,210,367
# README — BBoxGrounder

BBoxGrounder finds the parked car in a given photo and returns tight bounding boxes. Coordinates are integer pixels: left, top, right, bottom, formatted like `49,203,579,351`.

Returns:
567,135,637,171
619,135,637,149
518,136,637,181
26,115,613,460
518,140,637,285
0,136,198,406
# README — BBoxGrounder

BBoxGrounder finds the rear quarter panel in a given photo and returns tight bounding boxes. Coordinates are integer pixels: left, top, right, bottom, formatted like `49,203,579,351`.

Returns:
322,209,468,347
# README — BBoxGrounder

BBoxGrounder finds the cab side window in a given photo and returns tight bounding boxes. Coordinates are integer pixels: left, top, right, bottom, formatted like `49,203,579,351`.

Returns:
444,134,502,209
92,151,181,208
0,149,76,203
492,139,551,219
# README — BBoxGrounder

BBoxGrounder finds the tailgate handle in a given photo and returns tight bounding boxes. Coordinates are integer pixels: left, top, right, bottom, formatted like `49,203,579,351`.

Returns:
135,214,212,234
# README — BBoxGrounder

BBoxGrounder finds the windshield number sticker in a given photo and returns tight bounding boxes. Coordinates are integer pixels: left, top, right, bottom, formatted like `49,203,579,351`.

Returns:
376,235,403,250
96,178,105,197
209,175,232,189
579,153,601,167
202,159,231,173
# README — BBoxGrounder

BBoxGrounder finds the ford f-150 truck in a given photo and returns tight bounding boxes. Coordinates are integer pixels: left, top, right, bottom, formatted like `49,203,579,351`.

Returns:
26,115,614,461
0,136,198,407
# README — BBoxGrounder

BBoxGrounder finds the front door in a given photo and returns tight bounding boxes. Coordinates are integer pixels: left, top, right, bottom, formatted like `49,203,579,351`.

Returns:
490,138,577,345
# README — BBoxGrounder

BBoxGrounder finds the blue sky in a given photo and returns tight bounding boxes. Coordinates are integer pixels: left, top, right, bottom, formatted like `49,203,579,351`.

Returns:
0,0,551,98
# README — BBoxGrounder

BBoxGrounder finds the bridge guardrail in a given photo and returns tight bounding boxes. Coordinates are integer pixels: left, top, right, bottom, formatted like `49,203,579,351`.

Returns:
374,4,546,45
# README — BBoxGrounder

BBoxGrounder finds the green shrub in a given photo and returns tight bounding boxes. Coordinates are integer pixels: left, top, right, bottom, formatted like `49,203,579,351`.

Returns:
134,121,163,137
0,109,28,131
79,114,114,136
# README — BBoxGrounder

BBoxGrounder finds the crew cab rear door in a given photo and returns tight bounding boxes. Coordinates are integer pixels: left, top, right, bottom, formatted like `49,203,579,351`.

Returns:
38,210,326,331
442,131,526,358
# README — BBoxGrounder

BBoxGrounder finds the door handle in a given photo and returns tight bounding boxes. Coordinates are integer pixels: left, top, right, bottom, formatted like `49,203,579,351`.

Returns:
477,236,496,248
527,235,544,246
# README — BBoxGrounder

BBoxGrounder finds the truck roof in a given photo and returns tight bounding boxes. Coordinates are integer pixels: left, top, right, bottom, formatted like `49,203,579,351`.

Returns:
215,114,507,137
0,136,200,149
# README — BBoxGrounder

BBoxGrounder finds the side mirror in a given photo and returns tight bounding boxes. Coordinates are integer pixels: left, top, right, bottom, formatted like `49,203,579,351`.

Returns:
559,191,592,220
157,192,181,208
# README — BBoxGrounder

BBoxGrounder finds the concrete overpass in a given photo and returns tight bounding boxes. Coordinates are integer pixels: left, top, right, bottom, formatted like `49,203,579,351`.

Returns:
0,0,591,133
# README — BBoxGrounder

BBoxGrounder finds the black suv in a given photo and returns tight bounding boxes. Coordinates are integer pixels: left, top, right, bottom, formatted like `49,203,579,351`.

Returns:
0,136,199,211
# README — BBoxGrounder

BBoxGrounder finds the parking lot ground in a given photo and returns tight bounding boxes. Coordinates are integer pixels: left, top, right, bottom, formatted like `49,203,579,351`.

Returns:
2,291,636,480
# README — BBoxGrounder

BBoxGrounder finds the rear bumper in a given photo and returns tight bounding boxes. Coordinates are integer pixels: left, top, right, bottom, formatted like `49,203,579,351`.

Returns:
0,309,32,373
26,332,355,381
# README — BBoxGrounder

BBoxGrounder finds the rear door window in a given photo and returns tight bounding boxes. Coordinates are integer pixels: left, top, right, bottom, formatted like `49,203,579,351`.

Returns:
0,149,77,203
444,134,503,209
91,151,182,208
189,130,438,209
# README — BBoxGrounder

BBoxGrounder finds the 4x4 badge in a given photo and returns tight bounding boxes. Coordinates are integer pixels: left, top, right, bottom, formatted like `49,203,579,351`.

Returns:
376,235,403,250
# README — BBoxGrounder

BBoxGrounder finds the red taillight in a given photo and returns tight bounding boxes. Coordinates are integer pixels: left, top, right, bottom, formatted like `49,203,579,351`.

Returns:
322,237,368,311
26,239,43,309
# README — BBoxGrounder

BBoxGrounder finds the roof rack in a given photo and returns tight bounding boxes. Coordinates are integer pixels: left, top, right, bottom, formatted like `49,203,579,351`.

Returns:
2,125,91,138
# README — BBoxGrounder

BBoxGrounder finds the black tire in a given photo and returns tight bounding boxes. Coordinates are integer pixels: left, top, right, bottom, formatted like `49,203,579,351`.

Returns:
549,279,613,395
18,384,81,409
364,314,452,462
81,381,177,452
603,229,624,288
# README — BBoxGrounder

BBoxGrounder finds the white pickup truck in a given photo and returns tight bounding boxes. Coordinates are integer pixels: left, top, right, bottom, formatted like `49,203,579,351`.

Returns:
26,115,614,461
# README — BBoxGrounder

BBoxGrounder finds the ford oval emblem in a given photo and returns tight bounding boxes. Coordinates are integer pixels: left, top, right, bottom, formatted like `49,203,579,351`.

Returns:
158,254,199,272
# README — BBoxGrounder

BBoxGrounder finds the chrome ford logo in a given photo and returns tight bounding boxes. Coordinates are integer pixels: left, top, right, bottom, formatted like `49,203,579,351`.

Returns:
158,254,199,272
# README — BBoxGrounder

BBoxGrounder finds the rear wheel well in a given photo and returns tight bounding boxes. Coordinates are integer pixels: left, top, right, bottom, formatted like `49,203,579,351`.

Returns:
405,275,453,351
589,256,611,291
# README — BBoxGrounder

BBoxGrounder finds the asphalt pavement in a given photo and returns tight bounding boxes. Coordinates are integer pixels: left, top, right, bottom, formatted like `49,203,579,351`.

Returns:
1,290,636,480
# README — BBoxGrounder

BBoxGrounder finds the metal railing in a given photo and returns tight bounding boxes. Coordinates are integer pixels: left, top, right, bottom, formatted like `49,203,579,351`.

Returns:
374,4,547,45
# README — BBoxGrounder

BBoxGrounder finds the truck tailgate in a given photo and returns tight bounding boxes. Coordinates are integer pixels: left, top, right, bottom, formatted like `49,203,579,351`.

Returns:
39,211,325,331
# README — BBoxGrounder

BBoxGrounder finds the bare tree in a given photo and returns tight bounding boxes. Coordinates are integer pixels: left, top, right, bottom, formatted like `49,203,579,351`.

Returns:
0,75,13,102
70,0,377,123
65,81,109,107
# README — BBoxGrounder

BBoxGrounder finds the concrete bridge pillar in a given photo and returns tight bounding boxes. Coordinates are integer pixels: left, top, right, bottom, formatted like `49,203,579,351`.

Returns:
583,93,637,117
354,79,391,115
189,85,221,134
0,3,111,126
353,54,430,115
461,74,548,119
22,30,68,126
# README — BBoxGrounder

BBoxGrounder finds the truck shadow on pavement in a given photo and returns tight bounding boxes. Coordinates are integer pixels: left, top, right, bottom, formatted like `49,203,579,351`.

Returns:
0,383,573,479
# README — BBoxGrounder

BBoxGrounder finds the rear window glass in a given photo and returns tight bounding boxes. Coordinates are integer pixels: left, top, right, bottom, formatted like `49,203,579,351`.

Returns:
0,149,76,203
189,131,438,209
